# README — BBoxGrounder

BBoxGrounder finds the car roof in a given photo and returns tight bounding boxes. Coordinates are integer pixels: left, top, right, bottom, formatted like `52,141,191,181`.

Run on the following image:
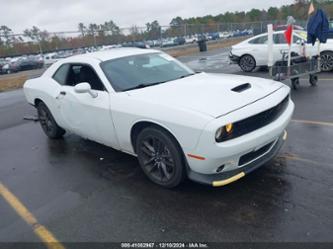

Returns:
68,47,160,62
254,30,304,37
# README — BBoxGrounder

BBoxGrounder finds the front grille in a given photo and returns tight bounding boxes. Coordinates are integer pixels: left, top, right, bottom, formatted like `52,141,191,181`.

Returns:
239,141,274,166
221,95,289,142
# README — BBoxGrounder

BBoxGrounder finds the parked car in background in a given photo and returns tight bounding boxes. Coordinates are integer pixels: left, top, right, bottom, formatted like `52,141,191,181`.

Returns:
0,59,8,74
219,32,232,39
23,48,293,188
161,38,175,47
2,56,44,74
122,41,150,49
2,58,21,74
209,32,220,40
44,53,59,66
185,36,198,44
22,56,44,70
173,37,186,46
230,30,333,72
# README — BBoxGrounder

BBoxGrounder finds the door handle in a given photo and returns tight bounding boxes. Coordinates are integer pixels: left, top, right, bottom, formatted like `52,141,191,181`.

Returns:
56,91,66,100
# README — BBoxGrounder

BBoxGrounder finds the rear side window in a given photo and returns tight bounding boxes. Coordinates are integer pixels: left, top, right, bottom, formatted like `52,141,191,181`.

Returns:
53,64,70,85
273,33,287,44
249,35,268,44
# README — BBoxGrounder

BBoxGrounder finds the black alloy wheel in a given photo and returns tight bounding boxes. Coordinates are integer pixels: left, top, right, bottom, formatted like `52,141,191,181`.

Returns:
37,102,65,139
136,127,185,188
239,54,256,72
320,51,333,72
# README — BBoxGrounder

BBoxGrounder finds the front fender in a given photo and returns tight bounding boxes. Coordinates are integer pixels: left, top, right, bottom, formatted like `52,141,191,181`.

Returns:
110,94,213,154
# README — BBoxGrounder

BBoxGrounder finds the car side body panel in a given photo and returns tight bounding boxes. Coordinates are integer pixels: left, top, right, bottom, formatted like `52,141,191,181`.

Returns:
231,31,333,67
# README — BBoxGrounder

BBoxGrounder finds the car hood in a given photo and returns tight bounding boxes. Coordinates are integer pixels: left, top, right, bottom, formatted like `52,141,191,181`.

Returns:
127,73,283,118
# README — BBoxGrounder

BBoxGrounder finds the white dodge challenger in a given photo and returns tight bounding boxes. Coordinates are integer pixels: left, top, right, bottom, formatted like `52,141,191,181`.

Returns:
24,48,294,188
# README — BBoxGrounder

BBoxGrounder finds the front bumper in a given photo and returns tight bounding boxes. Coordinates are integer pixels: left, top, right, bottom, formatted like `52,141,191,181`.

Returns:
187,131,287,187
229,52,240,64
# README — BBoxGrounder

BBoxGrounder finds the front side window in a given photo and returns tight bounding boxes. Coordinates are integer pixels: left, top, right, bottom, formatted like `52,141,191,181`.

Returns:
53,63,105,91
293,35,304,44
100,53,194,92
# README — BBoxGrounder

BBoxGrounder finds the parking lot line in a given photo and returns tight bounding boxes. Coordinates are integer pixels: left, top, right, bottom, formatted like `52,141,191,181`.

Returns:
292,119,333,127
0,182,65,249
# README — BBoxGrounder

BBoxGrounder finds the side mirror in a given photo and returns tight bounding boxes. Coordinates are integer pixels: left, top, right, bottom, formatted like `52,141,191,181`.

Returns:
74,82,98,98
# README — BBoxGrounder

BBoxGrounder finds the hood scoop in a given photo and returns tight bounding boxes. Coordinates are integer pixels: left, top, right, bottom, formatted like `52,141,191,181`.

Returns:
231,83,252,93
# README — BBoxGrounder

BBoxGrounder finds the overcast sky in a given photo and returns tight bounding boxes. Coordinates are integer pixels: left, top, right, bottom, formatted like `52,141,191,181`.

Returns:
1,0,294,33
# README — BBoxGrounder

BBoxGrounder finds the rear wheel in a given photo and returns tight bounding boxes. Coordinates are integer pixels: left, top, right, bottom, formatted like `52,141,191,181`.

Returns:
37,102,65,139
309,74,318,86
320,51,333,72
136,127,185,188
239,55,256,72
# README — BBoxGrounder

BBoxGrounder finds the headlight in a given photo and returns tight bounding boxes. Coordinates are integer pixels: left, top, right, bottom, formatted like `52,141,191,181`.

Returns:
215,123,233,142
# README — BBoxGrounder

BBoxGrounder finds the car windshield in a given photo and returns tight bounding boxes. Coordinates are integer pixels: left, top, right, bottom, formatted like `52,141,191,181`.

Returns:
100,52,195,92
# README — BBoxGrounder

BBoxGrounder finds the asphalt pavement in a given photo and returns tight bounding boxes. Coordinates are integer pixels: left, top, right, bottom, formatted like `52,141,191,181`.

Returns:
0,48,332,247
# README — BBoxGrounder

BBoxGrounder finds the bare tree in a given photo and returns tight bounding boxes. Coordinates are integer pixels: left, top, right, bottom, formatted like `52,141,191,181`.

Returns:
78,23,87,37
0,25,13,47
23,26,48,54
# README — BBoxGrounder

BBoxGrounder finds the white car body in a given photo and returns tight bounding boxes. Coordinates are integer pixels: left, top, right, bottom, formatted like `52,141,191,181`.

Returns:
230,30,333,71
23,48,294,187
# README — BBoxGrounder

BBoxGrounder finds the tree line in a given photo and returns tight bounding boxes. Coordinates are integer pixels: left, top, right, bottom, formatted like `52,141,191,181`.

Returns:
1,0,332,57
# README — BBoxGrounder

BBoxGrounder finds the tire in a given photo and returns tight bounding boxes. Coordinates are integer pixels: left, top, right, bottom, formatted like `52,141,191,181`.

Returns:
309,74,318,87
320,51,333,72
135,126,185,188
291,78,300,90
239,54,256,72
37,102,65,139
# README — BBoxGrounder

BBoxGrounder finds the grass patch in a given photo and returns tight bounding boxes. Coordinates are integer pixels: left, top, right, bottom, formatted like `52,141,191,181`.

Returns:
0,75,28,92
167,37,246,58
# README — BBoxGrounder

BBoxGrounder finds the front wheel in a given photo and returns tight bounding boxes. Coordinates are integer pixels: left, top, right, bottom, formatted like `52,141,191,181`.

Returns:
291,78,300,90
239,55,256,72
37,102,65,139
136,127,185,188
320,51,333,72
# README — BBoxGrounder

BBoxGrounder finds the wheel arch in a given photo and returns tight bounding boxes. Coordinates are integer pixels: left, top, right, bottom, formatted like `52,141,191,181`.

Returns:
130,120,190,176
131,121,177,151
320,50,333,55
34,98,44,106
34,97,63,128
130,120,186,158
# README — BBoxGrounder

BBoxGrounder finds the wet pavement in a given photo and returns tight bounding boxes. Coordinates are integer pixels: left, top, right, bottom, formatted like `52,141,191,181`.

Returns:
0,48,332,244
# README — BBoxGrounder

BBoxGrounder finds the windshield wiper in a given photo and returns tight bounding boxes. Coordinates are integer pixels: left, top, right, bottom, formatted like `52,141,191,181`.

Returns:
124,81,167,91
178,73,196,79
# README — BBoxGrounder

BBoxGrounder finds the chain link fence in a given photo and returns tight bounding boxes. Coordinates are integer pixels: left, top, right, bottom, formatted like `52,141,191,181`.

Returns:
0,20,308,58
